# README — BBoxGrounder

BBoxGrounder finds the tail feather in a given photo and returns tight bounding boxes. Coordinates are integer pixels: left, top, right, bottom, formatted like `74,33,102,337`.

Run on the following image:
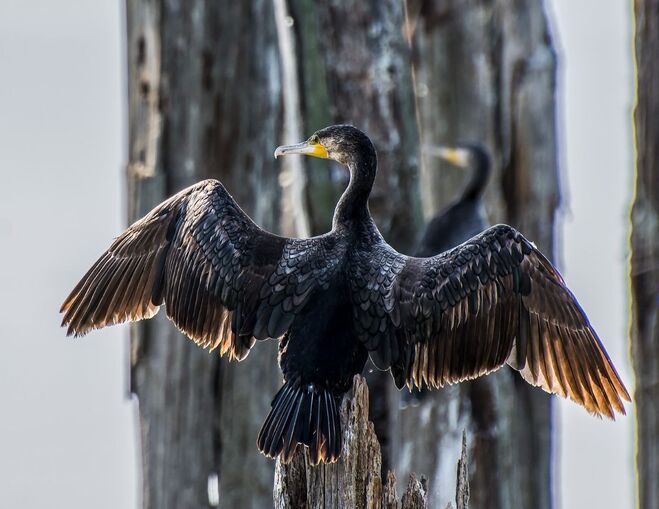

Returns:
257,381,342,465
259,383,295,455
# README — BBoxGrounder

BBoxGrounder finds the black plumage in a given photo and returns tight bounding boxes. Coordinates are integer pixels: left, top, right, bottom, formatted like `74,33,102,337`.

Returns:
61,125,630,464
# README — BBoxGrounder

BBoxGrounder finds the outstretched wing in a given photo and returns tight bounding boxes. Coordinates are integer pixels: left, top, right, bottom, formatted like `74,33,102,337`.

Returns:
61,179,343,360
350,224,630,418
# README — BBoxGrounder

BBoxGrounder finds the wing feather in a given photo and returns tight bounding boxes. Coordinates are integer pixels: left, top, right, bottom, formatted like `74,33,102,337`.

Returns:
350,224,630,418
61,179,343,361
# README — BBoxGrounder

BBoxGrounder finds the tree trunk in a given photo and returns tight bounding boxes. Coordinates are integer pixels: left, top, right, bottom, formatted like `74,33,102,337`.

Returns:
276,2,559,507
286,0,423,473
631,2,659,507
126,1,282,507
126,1,562,507
289,0,422,247
392,2,559,508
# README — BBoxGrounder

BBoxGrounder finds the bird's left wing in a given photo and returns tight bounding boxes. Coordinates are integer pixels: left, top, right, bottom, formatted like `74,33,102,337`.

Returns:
349,224,630,418
61,179,343,360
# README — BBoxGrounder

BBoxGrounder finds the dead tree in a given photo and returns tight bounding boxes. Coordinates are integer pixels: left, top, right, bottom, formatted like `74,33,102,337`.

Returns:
274,1,560,508
392,2,560,508
126,1,282,507
286,0,423,471
631,1,659,507
125,1,561,507
274,376,473,509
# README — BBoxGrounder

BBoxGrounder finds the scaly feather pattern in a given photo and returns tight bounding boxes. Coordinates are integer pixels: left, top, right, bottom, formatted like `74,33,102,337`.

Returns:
61,179,342,360
61,125,630,465
349,224,630,418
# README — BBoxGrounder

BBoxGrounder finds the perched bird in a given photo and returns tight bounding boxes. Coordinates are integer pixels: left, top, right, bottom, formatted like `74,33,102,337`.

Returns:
61,125,630,465
415,143,490,258
404,143,492,405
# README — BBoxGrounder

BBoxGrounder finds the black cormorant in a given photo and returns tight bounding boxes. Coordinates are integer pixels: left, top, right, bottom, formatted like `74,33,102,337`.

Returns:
61,125,630,464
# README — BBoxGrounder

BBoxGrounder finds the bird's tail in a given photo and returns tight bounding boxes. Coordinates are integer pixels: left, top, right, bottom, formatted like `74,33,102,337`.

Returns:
257,380,342,465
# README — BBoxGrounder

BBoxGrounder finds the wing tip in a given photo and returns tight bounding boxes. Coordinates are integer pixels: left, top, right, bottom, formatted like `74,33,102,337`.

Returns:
588,397,627,421
60,312,78,337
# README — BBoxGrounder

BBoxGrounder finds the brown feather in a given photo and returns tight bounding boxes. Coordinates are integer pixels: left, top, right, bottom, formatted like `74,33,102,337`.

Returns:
62,180,338,363
355,225,629,418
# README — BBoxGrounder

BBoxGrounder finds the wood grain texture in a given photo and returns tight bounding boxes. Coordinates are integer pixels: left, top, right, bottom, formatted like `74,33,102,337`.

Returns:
126,1,282,507
632,1,659,507
392,1,560,507
274,376,430,509
455,432,470,509
123,1,567,507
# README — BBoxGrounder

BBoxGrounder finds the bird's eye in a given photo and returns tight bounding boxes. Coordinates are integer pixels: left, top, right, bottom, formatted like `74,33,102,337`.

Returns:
309,135,320,144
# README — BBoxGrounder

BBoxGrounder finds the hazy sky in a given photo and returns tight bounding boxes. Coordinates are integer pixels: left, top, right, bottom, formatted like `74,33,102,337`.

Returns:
0,2,136,508
549,1,634,508
0,2,633,508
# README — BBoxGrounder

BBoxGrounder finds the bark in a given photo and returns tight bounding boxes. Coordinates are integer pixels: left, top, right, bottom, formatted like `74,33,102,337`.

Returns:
289,0,422,248
125,1,562,507
277,1,560,507
632,2,659,507
392,2,559,508
455,432,470,509
126,1,281,507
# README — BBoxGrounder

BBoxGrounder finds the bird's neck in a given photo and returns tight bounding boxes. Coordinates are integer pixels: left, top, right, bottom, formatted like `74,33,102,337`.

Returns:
333,152,377,229
461,152,491,202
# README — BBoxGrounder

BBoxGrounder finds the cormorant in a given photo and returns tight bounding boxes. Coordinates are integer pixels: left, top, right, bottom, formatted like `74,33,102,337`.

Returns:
61,125,630,465
416,144,490,257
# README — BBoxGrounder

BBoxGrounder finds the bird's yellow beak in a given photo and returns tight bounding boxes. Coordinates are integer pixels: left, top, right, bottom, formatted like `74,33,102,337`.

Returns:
274,141,328,159
436,147,469,168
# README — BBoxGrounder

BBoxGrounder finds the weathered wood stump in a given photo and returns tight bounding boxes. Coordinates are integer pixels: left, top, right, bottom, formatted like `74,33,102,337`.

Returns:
274,376,470,509
632,1,659,507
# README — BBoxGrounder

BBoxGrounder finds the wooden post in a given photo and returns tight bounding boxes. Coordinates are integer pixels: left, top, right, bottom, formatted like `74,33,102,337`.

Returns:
126,1,282,507
286,0,423,475
274,376,464,509
124,1,561,507
394,2,560,507
631,1,659,507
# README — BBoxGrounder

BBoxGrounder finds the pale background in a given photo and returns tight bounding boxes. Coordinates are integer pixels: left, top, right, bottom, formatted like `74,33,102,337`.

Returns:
0,1,633,508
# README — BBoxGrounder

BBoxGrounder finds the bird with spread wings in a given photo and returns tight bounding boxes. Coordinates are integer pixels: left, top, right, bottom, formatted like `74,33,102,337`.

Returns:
61,125,630,464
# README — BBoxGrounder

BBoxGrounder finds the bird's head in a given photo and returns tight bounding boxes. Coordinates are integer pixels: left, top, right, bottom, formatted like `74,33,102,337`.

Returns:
427,143,489,172
427,142,491,201
274,125,375,168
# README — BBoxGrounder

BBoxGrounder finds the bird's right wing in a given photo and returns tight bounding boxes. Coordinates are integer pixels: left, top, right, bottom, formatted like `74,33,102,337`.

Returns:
61,179,343,360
